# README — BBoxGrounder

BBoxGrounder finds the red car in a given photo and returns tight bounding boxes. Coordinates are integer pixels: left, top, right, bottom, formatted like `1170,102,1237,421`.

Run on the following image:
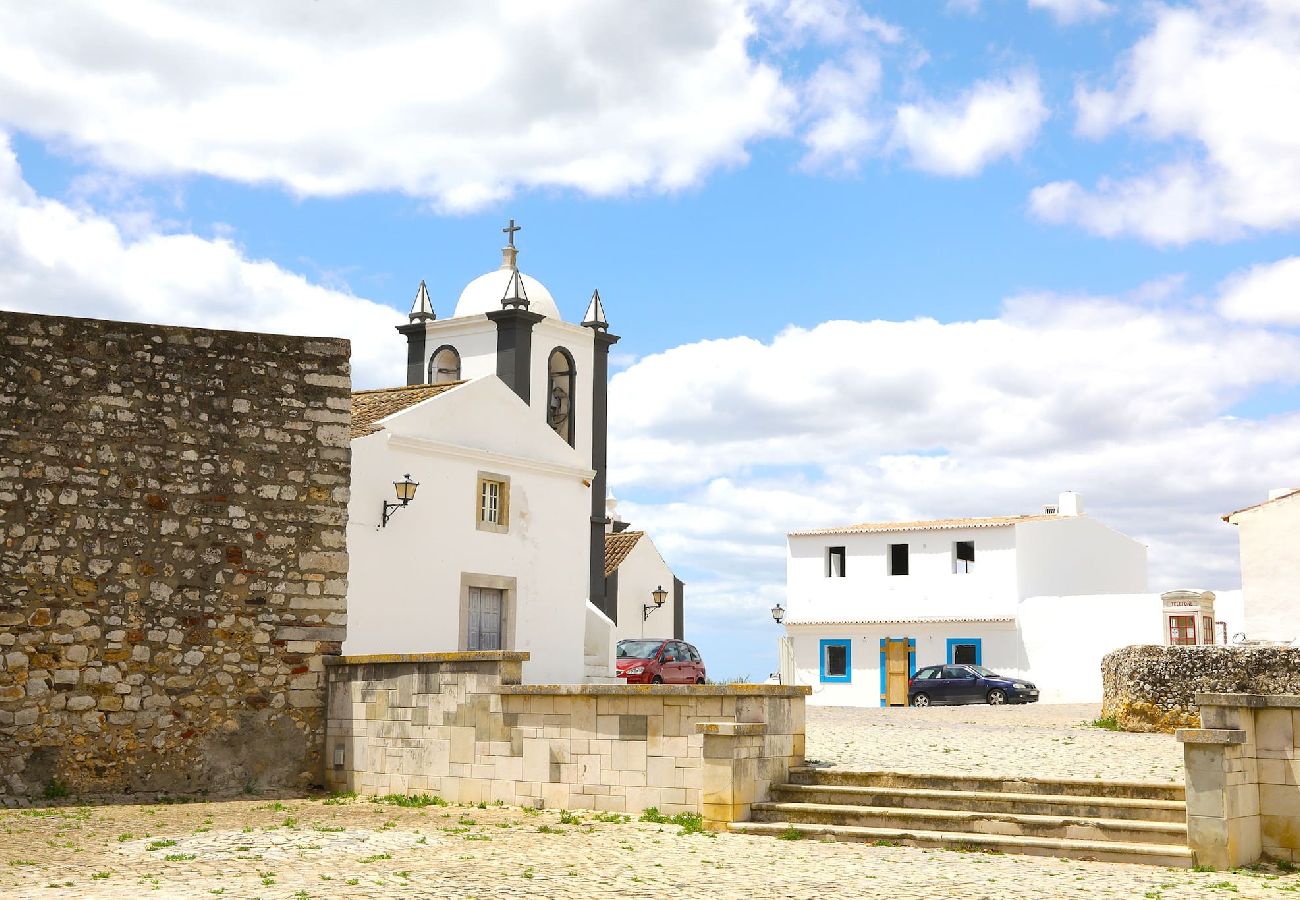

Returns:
615,639,706,684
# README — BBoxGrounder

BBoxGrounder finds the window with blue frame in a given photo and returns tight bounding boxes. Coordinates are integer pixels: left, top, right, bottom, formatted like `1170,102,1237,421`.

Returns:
820,639,851,683
947,638,982,666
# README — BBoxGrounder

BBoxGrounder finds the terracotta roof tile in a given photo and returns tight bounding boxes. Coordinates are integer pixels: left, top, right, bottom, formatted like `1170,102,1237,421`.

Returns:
351,382,463,439
604,530,644,577
790,514,1063,537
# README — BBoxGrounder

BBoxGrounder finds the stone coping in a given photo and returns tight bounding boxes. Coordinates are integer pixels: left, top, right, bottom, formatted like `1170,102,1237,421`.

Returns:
496,683,811,698
324,651,531,667
1195,692,1300,708
1175,728,1247,745
696,722,767,736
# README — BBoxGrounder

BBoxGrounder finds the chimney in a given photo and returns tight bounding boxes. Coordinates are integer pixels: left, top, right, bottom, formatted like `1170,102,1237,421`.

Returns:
1057,491,1083,517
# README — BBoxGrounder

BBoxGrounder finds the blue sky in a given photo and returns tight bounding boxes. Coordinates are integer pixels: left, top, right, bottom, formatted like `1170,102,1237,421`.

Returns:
1,1,1299,680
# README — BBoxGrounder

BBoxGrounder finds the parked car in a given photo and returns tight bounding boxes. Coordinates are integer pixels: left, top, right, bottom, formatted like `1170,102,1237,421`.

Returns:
615,639,706,685
908,664,1039,706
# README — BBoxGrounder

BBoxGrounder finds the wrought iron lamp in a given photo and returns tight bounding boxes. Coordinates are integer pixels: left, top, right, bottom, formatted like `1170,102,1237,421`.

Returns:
381,474,419,527
770,602,785,625
643,584,668,622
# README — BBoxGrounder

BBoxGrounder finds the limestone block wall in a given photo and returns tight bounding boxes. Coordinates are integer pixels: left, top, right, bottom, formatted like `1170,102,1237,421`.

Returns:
1178,693,1300,867
0,310,351,797
1103,645,1300,733
325,652,808,824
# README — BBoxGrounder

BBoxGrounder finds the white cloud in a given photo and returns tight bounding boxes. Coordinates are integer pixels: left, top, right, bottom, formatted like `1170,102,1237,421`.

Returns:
0,2,792,211
1218,257,1300,327
0,134,405,388
1031,1,1300,243
798,53,885,171
890,71,1049,176
1027,0,1112,25
608,285,1300,623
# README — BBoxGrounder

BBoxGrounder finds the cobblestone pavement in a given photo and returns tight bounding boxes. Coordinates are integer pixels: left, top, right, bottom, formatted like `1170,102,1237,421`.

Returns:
1,793,1297,899
806,702,1186,783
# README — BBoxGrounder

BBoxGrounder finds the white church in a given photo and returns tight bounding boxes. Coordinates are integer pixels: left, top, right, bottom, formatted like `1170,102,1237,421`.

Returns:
343,222,682,683
780,491,1241,706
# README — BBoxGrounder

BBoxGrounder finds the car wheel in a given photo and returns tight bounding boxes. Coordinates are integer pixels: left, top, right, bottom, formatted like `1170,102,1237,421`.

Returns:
987,688,1007,705
696,677,705,685
652,675,663,684
911,693,930,707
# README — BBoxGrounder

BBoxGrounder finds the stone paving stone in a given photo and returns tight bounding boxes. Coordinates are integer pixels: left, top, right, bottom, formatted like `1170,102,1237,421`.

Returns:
0,791,1295,898
806,702,1186,783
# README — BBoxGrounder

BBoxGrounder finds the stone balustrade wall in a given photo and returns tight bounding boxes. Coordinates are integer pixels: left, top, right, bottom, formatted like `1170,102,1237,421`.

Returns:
325,653,808,825
1178,693,1300,867
0,310,351,797
1102,645,1300,733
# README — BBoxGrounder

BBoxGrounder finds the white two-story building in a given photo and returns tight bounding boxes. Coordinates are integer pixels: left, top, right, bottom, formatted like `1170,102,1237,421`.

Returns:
781,492,1178,706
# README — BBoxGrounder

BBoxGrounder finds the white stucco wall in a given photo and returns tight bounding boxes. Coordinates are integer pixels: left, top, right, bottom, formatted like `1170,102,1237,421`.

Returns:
416,316,500,382
612,535,680,644
786,526,1021,624
787,622,1023,707
1016,593,1163,704
343,378,595,684
1232,494,1300,643
1015,517,1147,598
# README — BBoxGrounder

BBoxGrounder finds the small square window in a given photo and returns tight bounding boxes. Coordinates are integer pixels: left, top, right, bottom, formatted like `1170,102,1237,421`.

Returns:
889,543,909,576
476,472,510,533
820,639,851,683
826,546,846,577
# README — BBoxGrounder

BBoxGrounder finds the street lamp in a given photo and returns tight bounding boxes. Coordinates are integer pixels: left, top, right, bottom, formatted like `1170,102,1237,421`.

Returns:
643,585,668,622
381,474,419,527
771,602,784,625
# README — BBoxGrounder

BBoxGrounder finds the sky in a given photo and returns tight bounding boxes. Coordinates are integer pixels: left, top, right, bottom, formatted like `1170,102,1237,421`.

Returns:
1,1,1298,680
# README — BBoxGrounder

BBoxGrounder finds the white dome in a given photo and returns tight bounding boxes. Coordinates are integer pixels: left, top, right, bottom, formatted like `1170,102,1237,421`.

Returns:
453,267,561,319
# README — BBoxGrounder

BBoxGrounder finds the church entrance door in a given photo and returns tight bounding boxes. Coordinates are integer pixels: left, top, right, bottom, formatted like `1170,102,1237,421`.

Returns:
467,587,504,651
884,638,911,707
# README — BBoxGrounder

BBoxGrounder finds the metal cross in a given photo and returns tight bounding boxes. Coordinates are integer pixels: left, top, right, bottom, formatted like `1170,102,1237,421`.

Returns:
502,218,521,247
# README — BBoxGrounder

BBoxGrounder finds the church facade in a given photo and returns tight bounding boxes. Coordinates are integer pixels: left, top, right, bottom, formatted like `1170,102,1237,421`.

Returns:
342,223,623,683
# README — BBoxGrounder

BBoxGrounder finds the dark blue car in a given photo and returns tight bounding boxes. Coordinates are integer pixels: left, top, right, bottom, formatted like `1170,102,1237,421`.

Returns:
908,664,1039,706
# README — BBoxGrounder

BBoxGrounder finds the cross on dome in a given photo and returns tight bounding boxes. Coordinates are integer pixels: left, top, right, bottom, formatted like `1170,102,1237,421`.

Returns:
502,218,521,248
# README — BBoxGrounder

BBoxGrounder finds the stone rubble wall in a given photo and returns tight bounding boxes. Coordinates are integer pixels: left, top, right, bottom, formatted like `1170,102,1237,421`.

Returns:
0,310,351,797
1102,645,1300,733
326,652,808,825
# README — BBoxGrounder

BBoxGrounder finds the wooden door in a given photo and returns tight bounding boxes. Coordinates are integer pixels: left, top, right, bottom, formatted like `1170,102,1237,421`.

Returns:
467,587,503,651
885,639,910,706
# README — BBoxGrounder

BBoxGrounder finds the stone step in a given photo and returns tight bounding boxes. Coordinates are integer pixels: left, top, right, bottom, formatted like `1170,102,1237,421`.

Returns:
770,783,1186,823
789,768,1185,802
750,801,1188,846
729,821,1196,868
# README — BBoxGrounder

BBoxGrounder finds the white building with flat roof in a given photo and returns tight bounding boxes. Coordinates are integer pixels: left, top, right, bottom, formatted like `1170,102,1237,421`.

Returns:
779,491,1189,706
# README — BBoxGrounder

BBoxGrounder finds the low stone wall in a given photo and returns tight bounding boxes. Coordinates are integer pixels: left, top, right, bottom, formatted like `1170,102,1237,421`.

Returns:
325,652,808,826
1102,645,1300,733
1178,693,1300,867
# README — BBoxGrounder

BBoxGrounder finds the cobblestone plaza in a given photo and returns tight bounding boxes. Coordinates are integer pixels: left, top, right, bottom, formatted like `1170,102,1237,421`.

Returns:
2,705,1294,898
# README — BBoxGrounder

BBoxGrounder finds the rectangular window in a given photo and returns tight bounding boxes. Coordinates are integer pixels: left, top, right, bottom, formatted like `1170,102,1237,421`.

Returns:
1203,616,1215,645
947,638,982,666
889,543,909,576
467,586,504,651
819,639,851,683
826,546,846,578
1168,615,1197,646
475,472,510,533
953,540,975,574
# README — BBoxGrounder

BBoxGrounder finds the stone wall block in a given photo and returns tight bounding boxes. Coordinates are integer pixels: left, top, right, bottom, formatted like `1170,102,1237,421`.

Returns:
0,310,350,797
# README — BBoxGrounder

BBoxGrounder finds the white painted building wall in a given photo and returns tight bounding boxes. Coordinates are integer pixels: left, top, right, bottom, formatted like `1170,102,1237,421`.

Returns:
786,526,1021,624
1230,491,1300,644
1015,517,1148,597
612,535,680,643
344,378,595,684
